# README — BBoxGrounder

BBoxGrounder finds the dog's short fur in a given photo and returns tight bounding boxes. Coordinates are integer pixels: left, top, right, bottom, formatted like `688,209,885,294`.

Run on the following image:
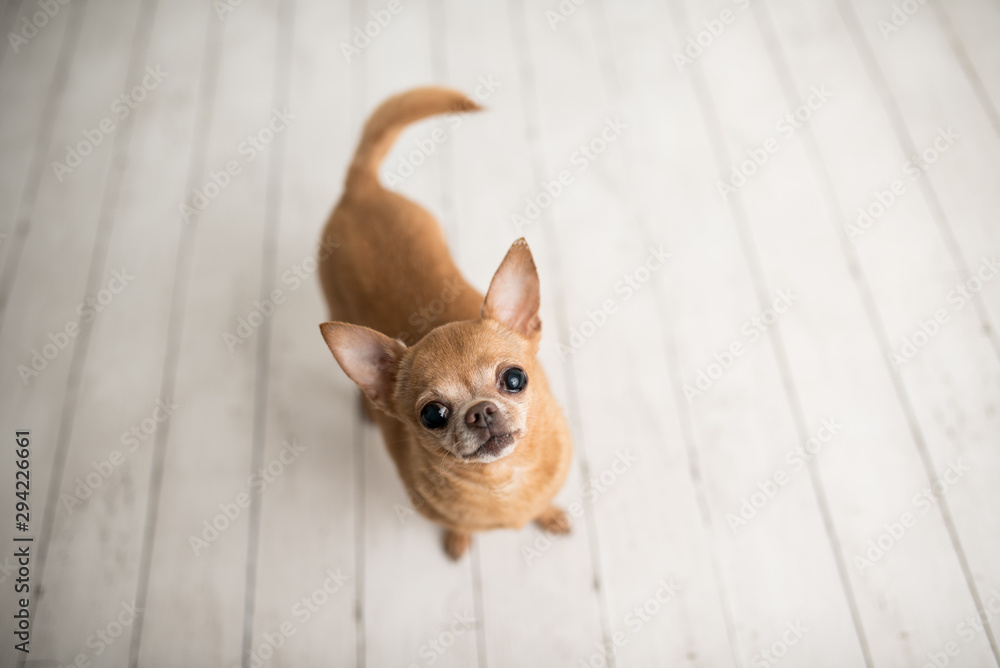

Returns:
318,87,572,559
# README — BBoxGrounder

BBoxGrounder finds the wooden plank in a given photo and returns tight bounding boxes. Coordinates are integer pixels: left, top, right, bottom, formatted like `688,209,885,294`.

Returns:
0,0,75,275
354,0,479,666
245,0,360,664
0,0,148,664
760,0,1000,661
19,1,211,666
133,1,282,664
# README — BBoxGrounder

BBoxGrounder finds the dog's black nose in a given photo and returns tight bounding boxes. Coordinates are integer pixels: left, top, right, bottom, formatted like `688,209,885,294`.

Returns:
465,401,497,429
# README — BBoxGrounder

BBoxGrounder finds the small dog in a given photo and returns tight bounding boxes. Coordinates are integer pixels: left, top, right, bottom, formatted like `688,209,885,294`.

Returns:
318,87,572,559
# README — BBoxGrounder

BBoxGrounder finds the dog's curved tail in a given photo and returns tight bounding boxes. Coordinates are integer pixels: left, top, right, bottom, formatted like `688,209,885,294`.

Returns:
346,86,481,190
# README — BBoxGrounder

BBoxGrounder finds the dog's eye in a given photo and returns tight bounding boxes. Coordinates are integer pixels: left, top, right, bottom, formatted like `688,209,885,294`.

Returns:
419,402,449,429
501,367,527,393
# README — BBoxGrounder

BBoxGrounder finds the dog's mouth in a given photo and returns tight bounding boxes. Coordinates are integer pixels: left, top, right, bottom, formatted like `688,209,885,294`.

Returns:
464,430,521,462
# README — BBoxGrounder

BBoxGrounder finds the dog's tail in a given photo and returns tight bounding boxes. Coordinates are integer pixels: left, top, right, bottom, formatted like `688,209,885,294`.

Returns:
346,86,481,190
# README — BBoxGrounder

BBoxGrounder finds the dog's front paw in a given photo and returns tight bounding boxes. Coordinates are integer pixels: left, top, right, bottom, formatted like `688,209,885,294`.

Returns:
444,530,471,560
535,506,571,535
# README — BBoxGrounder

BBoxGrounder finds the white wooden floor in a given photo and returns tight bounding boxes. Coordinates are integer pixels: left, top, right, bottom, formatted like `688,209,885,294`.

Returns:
1,0,999,666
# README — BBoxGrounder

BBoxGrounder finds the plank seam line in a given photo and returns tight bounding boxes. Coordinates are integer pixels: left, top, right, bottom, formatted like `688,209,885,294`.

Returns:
0,0,86,337
0,0,27,71
470,540,488,668
929,1,1000,141
427,0,459,246
350,0,366,664
239,0,297,666
353,409,366,668
127,9,224,666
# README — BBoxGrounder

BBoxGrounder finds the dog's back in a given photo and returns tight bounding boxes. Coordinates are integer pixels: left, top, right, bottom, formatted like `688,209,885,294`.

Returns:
319,88,483,344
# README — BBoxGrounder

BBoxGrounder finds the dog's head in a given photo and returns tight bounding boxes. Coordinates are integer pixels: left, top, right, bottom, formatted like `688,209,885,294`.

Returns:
320,239,542,464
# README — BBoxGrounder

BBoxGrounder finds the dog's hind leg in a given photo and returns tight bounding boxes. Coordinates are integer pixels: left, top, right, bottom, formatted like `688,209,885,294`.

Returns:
444,529,471,560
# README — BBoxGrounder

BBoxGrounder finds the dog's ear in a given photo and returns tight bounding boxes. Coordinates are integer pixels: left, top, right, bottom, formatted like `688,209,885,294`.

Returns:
482,238,541,339
319,322,406,412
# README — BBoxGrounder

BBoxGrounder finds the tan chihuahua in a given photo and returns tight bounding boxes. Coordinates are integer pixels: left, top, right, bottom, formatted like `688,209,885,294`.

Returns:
318,87,573,559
